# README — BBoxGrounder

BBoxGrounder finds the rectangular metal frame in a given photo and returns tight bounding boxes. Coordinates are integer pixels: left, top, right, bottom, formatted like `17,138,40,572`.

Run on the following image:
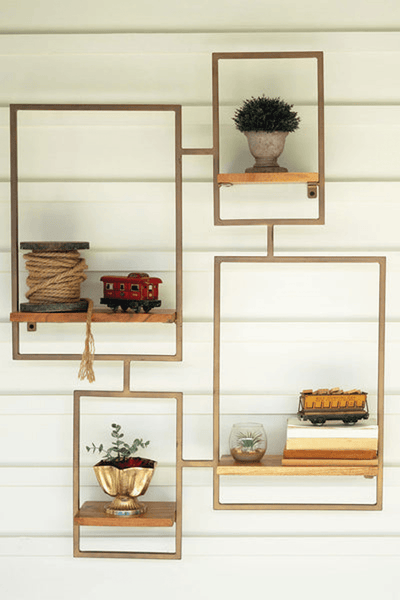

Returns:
10,104,183,362
213,255,386,510
212,52,325,226
73,389,183,559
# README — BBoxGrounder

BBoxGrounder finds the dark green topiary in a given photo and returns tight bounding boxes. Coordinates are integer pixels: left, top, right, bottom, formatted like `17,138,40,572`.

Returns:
233,95,300,133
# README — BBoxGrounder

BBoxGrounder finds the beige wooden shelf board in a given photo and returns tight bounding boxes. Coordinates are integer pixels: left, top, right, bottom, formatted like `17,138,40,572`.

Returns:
10,308,177,324
217,455,378,477
217,173,319,185
74,501,176,527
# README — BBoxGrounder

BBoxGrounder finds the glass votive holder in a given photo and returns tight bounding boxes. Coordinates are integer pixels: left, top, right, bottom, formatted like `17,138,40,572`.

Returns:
229,422,267,462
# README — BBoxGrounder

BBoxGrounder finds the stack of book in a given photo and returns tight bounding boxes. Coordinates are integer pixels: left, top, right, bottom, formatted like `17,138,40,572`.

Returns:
282,417,378,466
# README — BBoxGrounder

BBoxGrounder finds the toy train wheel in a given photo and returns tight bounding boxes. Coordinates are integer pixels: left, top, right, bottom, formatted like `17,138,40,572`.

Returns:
143,304,152,313
310,417,326,426
342,416,358,425
112,304,119,312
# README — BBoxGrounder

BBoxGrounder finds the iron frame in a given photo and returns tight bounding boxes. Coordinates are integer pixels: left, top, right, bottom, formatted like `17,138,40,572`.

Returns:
10,103,183,362
212,51,325,226
73,386,183,559
213,254,386,511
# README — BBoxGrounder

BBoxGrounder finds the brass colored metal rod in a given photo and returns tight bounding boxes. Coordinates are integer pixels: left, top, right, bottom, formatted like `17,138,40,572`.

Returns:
214,502,381,511
376,257,386,510
175,108,183,362
75,551,180,560
317,53,325,224
213,256,222,510
123,361,130,392
10,106,19,313
13,353,181,362
10,103,182,112
213,51,324,61
267,225,274,257
212,53,221,226
175,392,183,559
181,148,215,155
180,460,215,468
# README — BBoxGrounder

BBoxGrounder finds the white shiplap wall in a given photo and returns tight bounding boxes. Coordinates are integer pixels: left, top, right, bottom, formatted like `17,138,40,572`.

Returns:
1,2,400,598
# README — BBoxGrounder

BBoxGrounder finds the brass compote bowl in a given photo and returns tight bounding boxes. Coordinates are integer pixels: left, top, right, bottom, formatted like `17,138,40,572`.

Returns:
87,423,156,517
94,459,157,516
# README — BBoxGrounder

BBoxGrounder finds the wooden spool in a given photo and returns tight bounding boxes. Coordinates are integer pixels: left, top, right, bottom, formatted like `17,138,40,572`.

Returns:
20,241,90,313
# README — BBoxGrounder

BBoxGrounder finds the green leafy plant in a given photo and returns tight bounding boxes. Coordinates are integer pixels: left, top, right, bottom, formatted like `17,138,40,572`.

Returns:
235,430,263,451
86,423,150,462
233,95,300,133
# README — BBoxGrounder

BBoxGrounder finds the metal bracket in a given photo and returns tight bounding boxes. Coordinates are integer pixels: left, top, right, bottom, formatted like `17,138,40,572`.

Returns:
307,184,318,199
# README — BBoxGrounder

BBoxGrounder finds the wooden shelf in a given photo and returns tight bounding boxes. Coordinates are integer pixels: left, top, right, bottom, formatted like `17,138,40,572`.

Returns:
74,501,176,527
10,308,177,324
217,455,378,478
217,173,319,185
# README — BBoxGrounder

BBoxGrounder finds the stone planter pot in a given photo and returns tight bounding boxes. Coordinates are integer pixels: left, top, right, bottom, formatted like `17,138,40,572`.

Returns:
94,459,157,516
244,131,289,173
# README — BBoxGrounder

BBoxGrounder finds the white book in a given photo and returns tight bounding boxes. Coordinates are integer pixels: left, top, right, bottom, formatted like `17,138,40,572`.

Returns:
286,417,378,439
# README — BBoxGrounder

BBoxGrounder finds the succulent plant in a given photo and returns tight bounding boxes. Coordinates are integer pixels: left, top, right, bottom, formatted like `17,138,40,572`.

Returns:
234,430,264,450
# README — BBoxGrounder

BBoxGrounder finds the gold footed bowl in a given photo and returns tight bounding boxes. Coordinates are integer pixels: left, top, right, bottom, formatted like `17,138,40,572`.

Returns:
94,458,157,517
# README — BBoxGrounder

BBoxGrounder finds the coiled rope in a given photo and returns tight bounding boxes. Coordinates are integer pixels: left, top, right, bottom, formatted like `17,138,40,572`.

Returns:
23,249,95,383
24,250,87,304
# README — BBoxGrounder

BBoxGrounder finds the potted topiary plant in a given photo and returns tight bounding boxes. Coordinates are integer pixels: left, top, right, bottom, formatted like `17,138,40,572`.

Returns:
86,423,156,516
232,95,300,173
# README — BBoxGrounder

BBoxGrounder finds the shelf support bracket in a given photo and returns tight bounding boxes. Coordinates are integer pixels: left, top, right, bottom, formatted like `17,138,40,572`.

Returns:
307,183,318,199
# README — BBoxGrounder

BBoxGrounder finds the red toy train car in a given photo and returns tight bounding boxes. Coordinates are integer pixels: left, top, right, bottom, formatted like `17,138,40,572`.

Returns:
100,272,162,313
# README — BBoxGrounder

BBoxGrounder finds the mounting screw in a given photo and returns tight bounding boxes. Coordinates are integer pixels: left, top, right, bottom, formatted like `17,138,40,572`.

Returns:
307,184,318,199
27,322,37,332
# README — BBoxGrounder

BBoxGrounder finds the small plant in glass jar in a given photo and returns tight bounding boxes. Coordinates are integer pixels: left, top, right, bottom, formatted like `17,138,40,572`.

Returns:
229,423,267,462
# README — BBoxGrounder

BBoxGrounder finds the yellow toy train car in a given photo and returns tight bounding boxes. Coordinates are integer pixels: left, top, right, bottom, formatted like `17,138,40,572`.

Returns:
298,388,369,425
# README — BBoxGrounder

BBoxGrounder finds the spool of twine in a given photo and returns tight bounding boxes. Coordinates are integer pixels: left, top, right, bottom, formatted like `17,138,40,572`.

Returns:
22,243,95,383
24,249,87,304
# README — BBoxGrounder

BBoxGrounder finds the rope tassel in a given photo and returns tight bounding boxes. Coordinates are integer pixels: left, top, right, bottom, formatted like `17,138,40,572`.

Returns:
78,299,96,383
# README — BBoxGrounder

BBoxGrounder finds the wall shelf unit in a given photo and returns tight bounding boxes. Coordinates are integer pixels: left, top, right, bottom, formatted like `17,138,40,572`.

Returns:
8,49,387,561
213,255,386,511
73,389,183,560
9,103,183,362
212,51,325,226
